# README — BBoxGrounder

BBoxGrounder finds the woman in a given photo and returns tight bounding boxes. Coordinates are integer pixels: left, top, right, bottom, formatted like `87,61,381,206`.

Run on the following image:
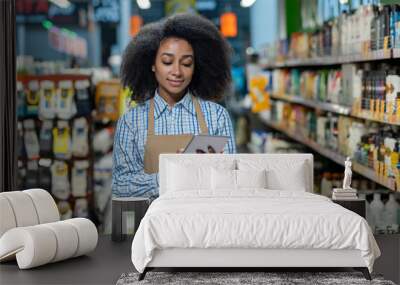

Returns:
112,13,236,200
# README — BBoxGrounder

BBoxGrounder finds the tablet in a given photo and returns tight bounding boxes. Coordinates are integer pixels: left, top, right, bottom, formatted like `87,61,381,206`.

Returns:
184,135,229,154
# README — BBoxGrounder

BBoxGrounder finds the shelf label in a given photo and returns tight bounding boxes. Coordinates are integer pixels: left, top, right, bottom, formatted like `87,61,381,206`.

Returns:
397,99,400,122
380,100,385,121
387,102,393,123
370,99,375,115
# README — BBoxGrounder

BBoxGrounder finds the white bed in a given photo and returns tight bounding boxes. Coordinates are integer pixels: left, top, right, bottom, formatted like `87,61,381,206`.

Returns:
131,154,380,280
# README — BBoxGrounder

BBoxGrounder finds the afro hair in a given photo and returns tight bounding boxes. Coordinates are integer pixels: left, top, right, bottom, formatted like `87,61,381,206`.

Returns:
120,13,232,103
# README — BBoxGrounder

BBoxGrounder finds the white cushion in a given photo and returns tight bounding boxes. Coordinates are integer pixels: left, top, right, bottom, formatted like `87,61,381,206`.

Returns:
42,221,79,262
0,218,98,269
0,189,60,238
267,164,306,191
211,168,236,190
64,218,98,257
0,196,17,237
211,169,267,191
0,226,57,269
0,191,39,227
167,159,235,192
238,159,307,191
236,169,267,189
168,162,210,191
23,189,60,224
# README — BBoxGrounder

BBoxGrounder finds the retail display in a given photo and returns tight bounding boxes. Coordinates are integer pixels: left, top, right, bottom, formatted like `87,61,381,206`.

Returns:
17,74,94,221
94,80,122,122
252,4,400,195
260,4,400,65
266,100,400,190
72,117,89,157
266,65,400,125
15,76,125,232
92,80,125,233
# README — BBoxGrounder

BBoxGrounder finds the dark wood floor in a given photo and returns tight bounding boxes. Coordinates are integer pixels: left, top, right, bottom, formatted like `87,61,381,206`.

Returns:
0,235,133,285
1,234,398,284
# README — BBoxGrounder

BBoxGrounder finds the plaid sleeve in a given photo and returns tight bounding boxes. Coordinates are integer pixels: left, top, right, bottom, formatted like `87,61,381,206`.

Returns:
111,112,159,198
216,106,237,154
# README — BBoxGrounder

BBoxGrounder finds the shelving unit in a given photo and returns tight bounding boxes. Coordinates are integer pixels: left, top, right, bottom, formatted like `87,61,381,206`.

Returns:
254,42,400,193
258,115,397,191
270,94,352,116
16,74,95,221
269,94,400,126
260,49,395,69
393,48,400,59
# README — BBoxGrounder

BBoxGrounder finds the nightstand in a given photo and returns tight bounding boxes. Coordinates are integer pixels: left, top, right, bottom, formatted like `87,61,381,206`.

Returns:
332,198,366,218
112,197,149,242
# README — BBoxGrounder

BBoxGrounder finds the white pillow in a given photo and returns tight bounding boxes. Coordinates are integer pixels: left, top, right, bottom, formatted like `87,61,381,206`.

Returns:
167,160,235,191
236,169,267,189
266,162,306,191
237,159,307,191
211,168,236,190
211,169,267,190
167,162,210,191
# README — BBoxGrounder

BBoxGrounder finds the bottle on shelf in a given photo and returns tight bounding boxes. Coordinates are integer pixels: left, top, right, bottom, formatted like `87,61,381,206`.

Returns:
370,192,385,233
384,193,399,233
320,172,333,197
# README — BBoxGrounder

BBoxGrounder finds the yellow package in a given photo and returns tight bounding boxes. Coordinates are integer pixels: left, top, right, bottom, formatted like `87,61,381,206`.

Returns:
249,75,271,113
95,80,121,122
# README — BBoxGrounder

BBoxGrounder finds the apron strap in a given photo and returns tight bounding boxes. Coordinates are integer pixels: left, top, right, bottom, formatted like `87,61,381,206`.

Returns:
192,95,208,134
148,95,209,136
147,98,155,136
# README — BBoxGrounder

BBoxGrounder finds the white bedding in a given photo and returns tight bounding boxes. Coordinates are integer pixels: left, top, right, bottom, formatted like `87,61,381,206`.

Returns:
131,190,380,273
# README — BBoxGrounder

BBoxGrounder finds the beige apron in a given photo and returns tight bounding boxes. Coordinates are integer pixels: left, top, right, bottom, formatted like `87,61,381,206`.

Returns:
143,95,208,174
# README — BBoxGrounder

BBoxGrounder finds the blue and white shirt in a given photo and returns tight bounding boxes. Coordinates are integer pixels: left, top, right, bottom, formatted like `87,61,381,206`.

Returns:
112,91,236,199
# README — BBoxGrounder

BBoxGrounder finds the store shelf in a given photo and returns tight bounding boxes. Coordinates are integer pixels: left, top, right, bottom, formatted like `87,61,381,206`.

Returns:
393,48,400,59
350,111,400,126
270,94,400,126
260,49,393,69
270,94,352,115
258,116,397,191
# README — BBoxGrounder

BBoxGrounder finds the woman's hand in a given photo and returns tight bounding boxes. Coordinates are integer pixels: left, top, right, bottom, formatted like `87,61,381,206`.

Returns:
177,146,224,154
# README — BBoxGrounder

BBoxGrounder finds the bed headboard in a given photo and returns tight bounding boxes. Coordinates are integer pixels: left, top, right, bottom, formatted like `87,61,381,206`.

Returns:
159,154,314,195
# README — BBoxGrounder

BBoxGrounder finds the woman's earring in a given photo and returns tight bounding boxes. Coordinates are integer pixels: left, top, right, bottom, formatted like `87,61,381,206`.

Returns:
151,66,155,72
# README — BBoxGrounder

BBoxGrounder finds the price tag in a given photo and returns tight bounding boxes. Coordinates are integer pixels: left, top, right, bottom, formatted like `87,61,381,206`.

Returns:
370,99,375,117
394,168,400,189
374,160,379,175
352,97,361,115
380,100,385,121
383,37,389,52
397,99,400,123
387,102,393,122
383,163,388,178
374,99,380,119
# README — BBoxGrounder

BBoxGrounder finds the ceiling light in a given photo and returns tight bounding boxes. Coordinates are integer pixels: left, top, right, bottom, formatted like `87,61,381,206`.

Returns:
49,0,71,9
240,0,256,8
137,0,151,10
